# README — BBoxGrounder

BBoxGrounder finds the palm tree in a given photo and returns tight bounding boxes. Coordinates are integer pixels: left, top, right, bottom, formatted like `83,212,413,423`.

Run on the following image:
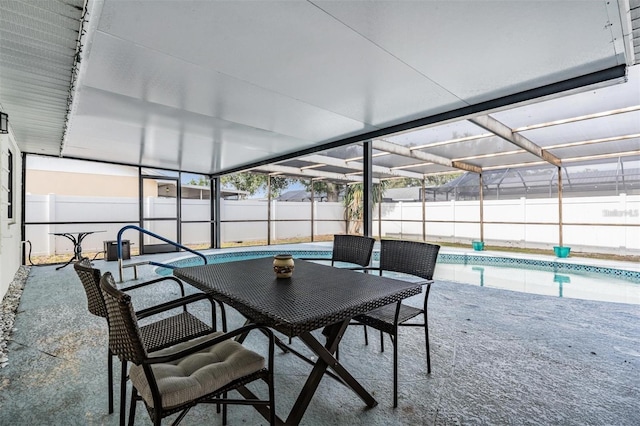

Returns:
343,182,387,234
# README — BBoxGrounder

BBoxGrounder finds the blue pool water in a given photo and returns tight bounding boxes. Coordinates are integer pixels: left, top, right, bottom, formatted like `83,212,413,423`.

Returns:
159,250,640,305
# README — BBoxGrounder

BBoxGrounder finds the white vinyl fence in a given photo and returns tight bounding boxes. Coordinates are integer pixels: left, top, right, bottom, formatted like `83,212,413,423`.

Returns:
376,194,640,254
24,193,640,256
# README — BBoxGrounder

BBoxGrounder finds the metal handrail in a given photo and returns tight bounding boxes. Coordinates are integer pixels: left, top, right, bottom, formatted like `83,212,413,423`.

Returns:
116,225,207,282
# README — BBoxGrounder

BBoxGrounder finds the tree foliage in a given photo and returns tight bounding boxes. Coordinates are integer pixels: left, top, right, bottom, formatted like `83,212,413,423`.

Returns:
220,172,291,197
301,180,342,202
385,175,461,189
187,176,209,186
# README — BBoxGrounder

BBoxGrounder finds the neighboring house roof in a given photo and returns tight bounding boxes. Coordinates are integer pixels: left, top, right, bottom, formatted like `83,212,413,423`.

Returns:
383,187,422,202
277,190,327,202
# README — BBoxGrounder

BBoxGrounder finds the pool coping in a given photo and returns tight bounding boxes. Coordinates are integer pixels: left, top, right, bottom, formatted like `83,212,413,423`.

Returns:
160,243,640,283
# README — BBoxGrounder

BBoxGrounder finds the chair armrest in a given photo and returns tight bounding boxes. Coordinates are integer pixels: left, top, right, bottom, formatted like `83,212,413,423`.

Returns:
135,292,214,320
301,258,370,269
145,323,275,364
122,276,186,297
349,266,378,273
351,266,434,283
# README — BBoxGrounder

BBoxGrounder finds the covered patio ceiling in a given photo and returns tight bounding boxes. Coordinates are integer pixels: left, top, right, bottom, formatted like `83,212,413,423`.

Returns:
1,1,639,182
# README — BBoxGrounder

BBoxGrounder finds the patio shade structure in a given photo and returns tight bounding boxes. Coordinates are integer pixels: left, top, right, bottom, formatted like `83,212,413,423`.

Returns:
1,1,639,245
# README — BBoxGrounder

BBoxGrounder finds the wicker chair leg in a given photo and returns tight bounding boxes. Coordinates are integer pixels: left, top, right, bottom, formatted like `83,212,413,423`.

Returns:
128,388,137,426
222,391,228,425
380,330,384,353
108,349,114,414
269,371,276,426
363,325,368,346
393,329,398,408
120,360,128,426
425,315,431,374
219,303,228,332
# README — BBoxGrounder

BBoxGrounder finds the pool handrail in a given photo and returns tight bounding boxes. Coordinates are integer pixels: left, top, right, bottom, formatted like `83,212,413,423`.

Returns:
116,225,208,282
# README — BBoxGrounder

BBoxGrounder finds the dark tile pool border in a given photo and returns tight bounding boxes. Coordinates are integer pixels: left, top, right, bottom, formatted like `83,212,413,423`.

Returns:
160,249,640,283
438,253,640,282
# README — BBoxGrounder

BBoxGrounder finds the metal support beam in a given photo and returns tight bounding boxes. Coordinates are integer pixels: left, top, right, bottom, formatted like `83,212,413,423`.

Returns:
310,179,315,242
298,154,424,180
422,178,426,241
267,176,272,245
479,173,484,243
363,142,373,237
372,139,481,173
252,164,379,183
470,115,561,166
558,166,563,247
378,198,382,240
212,177,221,248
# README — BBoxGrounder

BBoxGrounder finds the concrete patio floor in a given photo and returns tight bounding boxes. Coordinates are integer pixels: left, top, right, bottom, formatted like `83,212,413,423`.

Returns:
1,245,639,425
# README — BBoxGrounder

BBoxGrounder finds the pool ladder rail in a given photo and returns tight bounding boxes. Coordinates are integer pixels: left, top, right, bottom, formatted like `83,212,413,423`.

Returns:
115,225,207,282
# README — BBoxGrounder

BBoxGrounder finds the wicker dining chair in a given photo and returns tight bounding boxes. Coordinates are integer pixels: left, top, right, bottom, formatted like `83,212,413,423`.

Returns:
73,258,227,425
301,234,375,269
352,239,440,407
100,272,275,426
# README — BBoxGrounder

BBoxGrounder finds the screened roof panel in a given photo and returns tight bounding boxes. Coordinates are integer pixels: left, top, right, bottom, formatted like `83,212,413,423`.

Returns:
563,155,640,170
548,137,640,160
465,152,545,169
493,66,640,129
400,164,459,175
371,154,459,175
414,135,515,160
323,145,364,161
385,120,490,148
372,154,425,169
519,111,640,147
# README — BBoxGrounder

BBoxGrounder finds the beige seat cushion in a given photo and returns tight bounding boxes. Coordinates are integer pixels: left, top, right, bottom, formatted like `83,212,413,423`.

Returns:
129,332,266,409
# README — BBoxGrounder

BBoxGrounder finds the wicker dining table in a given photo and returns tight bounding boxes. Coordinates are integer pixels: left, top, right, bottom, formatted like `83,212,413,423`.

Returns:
174,256,422,425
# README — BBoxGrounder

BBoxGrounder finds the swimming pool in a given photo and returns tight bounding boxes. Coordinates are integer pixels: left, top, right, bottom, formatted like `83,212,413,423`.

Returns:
160,250,640,305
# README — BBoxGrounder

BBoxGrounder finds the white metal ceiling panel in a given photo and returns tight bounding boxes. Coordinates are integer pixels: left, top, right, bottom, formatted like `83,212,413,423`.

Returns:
315,1,626,104
93,1,465,128
67,31,378,146
64,87,320,172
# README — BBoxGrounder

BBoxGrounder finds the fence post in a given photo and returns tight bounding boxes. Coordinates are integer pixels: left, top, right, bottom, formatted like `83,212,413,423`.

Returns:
47,193,55,255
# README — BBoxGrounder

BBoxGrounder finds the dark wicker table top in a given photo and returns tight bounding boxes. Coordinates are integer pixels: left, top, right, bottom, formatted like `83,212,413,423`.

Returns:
175,257,422,337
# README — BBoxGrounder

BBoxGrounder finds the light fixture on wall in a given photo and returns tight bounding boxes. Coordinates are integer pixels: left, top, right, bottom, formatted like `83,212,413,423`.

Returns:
0,112,8,134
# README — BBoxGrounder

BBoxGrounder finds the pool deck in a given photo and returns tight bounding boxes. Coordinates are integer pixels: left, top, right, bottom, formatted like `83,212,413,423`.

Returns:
1,244,639,425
